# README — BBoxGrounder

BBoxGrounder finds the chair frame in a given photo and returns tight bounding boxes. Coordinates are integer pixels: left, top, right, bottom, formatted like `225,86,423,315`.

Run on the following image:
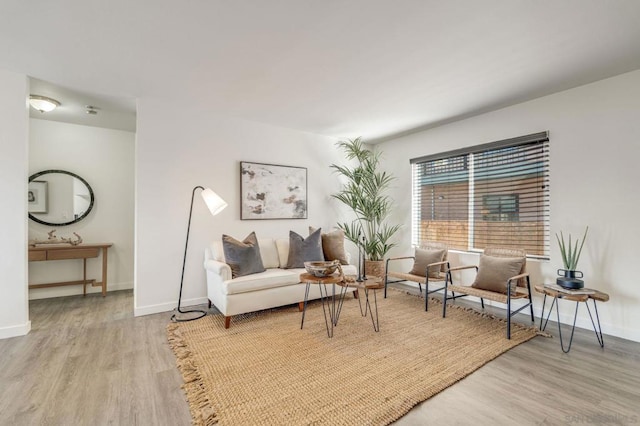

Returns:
385,256,451,311
441,249,535,339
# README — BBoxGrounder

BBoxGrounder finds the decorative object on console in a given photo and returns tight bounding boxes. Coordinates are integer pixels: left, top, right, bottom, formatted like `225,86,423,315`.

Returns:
172,186,228,323
240,161,307,220
330,137,400,262
555,226,588,289
29,229,83,247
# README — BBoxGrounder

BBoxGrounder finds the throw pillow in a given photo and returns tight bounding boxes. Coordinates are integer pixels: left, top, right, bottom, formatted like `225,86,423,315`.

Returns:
222,232,266,278
471,255,525,293
309,226,349,265
285,228,324,268
408,247,446,278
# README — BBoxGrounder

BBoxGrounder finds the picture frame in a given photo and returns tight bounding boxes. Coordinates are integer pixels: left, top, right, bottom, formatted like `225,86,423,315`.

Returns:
28,180,48,213
240,161,308,220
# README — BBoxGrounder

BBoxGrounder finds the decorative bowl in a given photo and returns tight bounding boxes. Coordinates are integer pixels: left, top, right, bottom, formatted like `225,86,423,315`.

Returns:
304,261,339,277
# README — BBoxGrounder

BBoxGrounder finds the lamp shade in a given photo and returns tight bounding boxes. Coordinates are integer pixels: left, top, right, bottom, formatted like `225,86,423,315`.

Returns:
29,95,60,113
201,188,227,216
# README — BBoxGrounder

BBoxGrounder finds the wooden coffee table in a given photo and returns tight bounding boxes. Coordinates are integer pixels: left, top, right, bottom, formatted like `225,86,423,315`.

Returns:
299,272,345,338
337,276,384,332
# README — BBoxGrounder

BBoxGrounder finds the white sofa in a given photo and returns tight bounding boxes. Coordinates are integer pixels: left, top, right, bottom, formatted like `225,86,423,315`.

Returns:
204,237,358,328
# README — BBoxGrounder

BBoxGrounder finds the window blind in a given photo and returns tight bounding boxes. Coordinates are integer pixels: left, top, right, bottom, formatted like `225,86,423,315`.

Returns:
411,132,549,257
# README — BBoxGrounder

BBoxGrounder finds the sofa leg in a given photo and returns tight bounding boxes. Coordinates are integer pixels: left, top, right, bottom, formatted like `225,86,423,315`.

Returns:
353,289,359,299
298,301,305,312
224,316,231,329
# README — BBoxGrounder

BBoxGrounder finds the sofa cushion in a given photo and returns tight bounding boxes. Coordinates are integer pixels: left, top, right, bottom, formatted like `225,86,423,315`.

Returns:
222,268,300,295
309,227,349,265
222,232,266,278
211,238,279,269
285,229,324,268
258,239,280,269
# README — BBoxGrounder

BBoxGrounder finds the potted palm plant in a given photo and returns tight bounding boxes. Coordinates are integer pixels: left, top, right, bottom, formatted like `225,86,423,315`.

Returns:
556,226,588,289
330,138,400,278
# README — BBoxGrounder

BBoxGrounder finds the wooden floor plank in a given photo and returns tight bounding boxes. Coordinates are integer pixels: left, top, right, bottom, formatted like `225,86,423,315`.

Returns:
0,288,637,425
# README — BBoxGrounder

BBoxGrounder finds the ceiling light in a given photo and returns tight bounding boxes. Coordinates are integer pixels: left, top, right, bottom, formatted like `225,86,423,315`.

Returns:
29,95,60,113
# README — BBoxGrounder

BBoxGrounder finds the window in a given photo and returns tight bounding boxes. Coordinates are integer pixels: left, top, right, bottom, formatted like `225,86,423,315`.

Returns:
411,132,549,257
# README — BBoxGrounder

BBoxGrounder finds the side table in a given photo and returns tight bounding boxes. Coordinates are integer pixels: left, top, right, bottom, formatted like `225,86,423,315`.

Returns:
299,272,344,338
337,276,384,332
535,284,609,353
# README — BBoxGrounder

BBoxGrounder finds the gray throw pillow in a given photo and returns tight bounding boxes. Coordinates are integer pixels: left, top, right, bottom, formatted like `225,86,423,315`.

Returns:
409,248,446,278
309,226,349,265
286,228,324,268
222,232,266,279
471,255,525,293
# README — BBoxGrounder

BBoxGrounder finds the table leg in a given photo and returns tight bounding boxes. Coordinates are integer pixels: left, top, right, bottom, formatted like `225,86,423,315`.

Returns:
555,299,580,354
318,283,334,338
586,299,605,348
366,288,380,332
334,284,350,325
300,283,311,330
539,294,557,332
101,246,108,297
83,258,88,296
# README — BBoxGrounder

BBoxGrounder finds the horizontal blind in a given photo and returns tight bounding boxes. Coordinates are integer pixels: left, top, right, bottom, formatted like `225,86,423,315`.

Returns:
412,132,549,257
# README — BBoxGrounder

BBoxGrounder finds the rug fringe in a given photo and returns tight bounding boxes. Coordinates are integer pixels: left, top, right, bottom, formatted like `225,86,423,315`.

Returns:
391,287,549,337
167,323,219,425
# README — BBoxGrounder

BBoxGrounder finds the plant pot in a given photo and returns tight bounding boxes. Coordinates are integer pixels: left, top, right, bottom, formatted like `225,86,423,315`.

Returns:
556,269,584,289
364,260,386,280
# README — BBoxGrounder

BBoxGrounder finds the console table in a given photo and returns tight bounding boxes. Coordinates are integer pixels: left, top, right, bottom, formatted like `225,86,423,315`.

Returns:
28,243,113,296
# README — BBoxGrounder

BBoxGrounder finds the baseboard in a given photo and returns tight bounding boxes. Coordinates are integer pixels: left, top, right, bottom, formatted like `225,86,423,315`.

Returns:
134,296,209,317
0,320,31,339
28,281,134,300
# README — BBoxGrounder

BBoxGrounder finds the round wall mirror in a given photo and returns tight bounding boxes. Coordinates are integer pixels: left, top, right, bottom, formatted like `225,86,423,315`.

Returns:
28,170,95,226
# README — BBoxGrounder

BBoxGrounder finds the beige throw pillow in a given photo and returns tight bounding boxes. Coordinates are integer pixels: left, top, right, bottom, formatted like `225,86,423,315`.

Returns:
309,227,349,265
471,255,525,293
409,248,446,278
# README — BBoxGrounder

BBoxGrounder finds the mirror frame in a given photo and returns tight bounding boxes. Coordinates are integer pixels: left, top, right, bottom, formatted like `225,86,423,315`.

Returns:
28,169,95,226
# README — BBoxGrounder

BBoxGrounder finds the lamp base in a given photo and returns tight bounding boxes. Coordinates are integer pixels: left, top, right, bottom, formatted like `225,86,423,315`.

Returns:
171,309,207,322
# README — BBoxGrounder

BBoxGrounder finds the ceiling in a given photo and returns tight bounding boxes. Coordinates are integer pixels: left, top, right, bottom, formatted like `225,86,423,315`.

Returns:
2,0,640,141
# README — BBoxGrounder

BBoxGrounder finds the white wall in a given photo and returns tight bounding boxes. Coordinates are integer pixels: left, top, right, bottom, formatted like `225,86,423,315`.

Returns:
0,69,30,338
135,98,348,316
378,70,640,342
28,119,135,299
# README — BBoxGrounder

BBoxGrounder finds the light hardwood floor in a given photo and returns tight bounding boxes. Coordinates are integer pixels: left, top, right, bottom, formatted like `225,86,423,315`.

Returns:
1,288,638,425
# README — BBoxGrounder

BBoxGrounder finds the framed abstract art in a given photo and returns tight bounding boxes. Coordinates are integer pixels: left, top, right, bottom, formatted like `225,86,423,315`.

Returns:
240,161,307,220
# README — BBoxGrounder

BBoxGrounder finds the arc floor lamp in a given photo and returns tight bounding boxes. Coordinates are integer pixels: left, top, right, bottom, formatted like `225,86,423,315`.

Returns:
171,186,227,322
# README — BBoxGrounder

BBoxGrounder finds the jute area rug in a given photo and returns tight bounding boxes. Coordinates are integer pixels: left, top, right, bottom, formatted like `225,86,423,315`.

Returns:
167,289,540,425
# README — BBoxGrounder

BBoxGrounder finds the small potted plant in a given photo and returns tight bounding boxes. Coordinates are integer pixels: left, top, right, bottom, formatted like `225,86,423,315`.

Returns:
556,226,588,289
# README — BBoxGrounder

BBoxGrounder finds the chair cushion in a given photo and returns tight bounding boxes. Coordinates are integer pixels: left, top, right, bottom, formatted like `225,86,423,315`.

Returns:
471,255,525,293
309,227,349,265
222,232,266,278
409,248,446,278
285,228,324,268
